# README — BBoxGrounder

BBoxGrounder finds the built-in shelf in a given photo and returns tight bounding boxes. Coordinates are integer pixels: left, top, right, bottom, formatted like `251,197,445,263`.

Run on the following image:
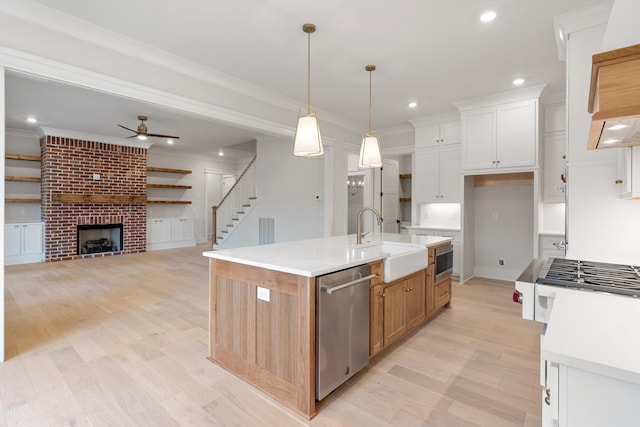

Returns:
5,154,42,162
147,166,192,174
147,183,192,189
51,194,146,204
147,200,192,205
399,174,412,179
400,197,412,203
5,176,42,182
5,198,42,203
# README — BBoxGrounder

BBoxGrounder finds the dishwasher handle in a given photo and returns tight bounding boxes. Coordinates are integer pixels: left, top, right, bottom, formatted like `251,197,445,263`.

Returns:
321,274,377,294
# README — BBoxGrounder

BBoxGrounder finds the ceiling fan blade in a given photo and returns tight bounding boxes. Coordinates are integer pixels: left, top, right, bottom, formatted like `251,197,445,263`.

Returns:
146,133,180,139
118,124,138,134
127,135,138,138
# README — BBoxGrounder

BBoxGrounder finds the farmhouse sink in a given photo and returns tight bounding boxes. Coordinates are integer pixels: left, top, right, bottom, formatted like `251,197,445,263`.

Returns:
363,242,428,283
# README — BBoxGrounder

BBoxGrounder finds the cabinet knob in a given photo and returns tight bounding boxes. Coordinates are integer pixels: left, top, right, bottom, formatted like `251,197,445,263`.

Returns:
496,160,500,164
562,154,566,160
381,293,386,298
492,160,496,164
615,179,623,184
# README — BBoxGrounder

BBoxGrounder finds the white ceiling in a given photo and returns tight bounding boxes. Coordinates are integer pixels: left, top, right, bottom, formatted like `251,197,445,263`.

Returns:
5,0,604,157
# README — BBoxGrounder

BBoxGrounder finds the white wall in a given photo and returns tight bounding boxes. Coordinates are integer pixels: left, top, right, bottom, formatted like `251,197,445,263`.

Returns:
565,20,640,264
147,148,244,244
220,137,325,248
418,203,461,230
473,185,534,281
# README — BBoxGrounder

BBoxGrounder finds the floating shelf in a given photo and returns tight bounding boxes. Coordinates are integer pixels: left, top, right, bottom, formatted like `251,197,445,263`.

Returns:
399,173,412,179
5,198,42,203
51,194,146,204
400,197,412,203
147,166,192,174
6,176,42,182
147,183,192,189
5,154,42,162
147,200,192,204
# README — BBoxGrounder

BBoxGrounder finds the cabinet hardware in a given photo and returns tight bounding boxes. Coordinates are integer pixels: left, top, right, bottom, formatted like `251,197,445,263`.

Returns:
615,179,623,184
545,388,551,406
381,293,386,297
562,154,566,159
492,160,496,164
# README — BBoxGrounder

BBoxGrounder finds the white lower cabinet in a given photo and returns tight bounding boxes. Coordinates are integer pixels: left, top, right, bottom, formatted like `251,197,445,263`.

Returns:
147,218,195,250
5,222,44,265
616,146,640,199
542,360,640,427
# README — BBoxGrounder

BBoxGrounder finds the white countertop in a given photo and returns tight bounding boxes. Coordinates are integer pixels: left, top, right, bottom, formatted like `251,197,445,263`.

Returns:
203,232,452,277
540,284,640,384
407,225,460,231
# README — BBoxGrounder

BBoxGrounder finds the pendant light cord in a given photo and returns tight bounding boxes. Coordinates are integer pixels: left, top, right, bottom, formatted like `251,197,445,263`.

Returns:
368,69,373,132
307,31,311,113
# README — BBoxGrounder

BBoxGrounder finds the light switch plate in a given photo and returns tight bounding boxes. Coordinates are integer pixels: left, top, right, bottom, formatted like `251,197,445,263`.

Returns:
257,286,270,302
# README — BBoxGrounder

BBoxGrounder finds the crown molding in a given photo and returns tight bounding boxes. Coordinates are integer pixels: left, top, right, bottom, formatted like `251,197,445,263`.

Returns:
409,111,460,128
39,127,154,149
5,127,39,138
378,123,414,136
454,84,547,111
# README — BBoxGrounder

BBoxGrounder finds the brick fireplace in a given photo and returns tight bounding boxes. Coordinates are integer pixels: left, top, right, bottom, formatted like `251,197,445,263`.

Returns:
41,133,148,261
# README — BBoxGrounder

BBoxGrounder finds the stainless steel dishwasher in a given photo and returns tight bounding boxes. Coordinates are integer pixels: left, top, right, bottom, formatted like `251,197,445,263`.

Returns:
316,264,374,400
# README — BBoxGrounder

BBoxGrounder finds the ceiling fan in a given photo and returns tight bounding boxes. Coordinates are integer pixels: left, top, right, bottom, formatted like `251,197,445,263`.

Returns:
118,115,180,141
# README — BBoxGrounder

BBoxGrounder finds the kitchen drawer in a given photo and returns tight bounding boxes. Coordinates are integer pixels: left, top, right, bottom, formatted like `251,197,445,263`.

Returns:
434,278,451,309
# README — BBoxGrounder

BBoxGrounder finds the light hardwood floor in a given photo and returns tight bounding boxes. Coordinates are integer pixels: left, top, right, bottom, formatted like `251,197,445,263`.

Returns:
2,245,542,426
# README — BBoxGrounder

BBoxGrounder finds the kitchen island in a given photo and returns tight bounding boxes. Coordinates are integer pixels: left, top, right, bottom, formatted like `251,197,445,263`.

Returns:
203,232,452,419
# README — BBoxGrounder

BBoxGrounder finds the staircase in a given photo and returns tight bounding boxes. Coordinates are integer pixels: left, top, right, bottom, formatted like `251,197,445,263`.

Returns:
212,156,257,249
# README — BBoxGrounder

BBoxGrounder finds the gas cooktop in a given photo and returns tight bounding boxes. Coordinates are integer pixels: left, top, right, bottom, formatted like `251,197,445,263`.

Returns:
536,257,640,297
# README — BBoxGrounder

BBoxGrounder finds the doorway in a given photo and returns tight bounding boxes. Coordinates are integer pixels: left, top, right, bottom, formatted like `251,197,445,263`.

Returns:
204,170,236,241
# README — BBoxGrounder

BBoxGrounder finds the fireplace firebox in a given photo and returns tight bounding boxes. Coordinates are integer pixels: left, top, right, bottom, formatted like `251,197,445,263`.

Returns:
77,224,124,255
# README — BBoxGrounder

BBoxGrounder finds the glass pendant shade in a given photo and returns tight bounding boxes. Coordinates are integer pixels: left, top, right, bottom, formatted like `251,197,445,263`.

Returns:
359,132,382,168
293,109,323,157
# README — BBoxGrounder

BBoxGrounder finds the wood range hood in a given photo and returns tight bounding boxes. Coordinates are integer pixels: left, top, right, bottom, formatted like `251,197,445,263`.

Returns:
587,43,640,150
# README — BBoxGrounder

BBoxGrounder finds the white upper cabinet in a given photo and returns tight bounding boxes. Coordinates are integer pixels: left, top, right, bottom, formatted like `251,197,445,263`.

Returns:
543,133,567,202
415,120,460,149
456,85,545,173
413,146,461,203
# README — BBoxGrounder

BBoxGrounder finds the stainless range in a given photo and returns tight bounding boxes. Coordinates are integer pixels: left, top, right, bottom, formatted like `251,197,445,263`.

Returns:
514,257,640,426
514,257,640,321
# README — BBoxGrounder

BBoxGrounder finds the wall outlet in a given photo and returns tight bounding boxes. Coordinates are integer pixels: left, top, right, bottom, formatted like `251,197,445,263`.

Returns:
498,259,505,266
257,286,270,302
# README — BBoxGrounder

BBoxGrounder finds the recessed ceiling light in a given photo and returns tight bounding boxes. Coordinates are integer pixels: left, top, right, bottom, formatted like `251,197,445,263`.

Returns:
166,139,174,145
513,78,525,86
607,123,628,131
480,11,496,22
218,150,224,156
26,116,37,124
408,102,417,108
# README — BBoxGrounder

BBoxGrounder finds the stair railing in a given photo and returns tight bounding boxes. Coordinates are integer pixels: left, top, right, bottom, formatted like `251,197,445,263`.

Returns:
212,156,256,245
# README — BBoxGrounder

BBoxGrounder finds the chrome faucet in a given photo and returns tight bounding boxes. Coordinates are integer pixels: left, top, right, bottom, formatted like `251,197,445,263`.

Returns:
357,207,382,244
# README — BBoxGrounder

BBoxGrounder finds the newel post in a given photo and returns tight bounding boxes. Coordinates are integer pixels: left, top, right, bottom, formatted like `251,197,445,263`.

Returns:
212,206,218,245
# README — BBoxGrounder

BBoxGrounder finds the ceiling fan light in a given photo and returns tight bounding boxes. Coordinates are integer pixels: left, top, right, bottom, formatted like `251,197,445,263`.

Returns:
293,109,324,158
137,134,147,141
359,132,382,168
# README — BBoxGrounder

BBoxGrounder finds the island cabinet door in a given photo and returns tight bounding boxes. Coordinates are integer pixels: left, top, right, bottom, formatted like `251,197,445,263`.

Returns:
405,270,426,329
383,280,408,347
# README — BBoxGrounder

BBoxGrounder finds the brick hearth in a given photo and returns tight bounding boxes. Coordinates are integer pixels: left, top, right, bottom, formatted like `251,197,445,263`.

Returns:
41,135,147,261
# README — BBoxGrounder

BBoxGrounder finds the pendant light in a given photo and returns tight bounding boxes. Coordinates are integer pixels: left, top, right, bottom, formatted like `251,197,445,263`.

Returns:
293,23,324,158
359,65,383,168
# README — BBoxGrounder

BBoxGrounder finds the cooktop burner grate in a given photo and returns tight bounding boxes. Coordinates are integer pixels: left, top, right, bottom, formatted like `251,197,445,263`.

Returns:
536,258,640,297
